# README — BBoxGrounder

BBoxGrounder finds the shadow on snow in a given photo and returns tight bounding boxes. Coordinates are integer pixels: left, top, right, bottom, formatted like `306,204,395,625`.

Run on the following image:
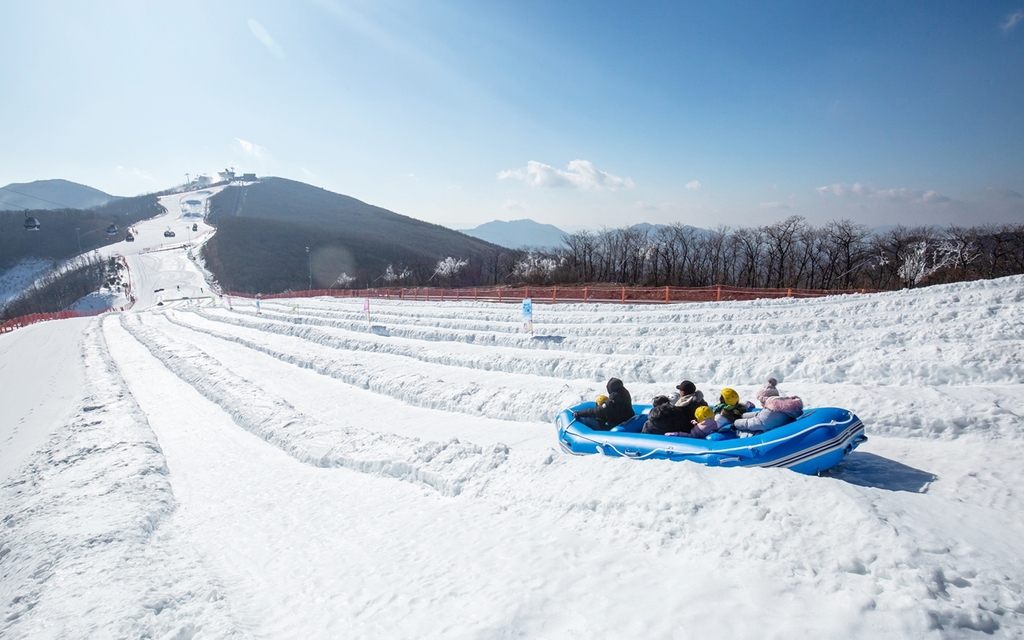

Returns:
826,451,937,493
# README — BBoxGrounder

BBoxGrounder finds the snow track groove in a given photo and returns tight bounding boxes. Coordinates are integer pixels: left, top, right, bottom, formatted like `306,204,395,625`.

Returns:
246,278,1024,388
0,321,241,640
119,313,509,497
200,306,639,382
161,308,594,423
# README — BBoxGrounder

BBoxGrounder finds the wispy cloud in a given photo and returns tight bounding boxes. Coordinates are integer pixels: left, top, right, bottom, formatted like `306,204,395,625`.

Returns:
235,138,271,159
759,201,790,210
118,165,154,181
1001,9,1024,33
498,160,634,190
503,199,527,211
248,19,285,58
816,183,953,205
685,180,702,190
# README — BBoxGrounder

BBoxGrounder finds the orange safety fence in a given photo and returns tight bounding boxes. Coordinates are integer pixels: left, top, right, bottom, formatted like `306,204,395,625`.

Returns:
0,254,137,335
220,284,875,305
0,299,133,335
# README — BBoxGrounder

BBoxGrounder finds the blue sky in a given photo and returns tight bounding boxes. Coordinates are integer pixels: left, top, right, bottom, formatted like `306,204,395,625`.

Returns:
2,1,1022,230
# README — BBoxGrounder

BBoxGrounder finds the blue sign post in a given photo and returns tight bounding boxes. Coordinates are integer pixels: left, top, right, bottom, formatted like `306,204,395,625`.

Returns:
522,298,533,335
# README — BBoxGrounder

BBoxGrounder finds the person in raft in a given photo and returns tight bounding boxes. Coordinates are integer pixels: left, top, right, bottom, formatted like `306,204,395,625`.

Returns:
713,387,748,427
733,395,805,434
642,380,708,435
573,378,635,431
666,405,720,439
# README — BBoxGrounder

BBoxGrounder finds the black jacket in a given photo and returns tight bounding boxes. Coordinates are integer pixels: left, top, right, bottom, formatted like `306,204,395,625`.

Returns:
642,391,708,435
576,378,635,430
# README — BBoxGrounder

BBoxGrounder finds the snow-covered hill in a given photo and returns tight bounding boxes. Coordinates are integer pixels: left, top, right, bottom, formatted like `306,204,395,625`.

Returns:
2,237,1024,637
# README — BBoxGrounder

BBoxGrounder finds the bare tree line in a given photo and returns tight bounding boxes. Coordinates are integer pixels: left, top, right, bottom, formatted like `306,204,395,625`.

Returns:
486,218,1024,291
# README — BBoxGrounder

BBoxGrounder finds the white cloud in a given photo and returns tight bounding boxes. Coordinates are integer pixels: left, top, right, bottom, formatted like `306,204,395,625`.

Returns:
634,200,658,211
118,166,154,181
248,19,285,58
498,160,634,190
1001,9,1024,33
503,199,527,211
301,167,317,181
920,190,952,204
759,201,790,210
816,183,954,205
235,138,270,159
685,180,702,190
815,183,872,197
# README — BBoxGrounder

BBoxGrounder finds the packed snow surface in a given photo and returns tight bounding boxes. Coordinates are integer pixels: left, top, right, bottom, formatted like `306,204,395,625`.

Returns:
2,187,1024,638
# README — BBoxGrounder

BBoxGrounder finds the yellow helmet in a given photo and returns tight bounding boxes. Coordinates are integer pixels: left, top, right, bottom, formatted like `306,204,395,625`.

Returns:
721,388,739,406
596,394,609,406
695,405,714,422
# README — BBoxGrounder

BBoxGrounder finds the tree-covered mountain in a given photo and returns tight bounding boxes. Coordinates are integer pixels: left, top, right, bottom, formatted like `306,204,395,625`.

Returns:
0,195,164,271
0,179,119,211
202,177,508,293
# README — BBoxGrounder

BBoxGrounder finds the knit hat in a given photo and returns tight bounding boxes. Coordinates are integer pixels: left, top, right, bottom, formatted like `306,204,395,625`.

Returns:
675,380,697,395
695,405,714,422
720,388,739,406
756,378,781,406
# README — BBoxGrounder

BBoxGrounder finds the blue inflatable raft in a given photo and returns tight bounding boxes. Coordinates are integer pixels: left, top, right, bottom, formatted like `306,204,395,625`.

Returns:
555,403,867,475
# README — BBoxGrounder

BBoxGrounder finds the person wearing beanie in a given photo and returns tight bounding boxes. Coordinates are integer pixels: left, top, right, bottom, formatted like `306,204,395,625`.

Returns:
733,395,804,434
643,379,708,435
573,377,635,431
756,378,781,407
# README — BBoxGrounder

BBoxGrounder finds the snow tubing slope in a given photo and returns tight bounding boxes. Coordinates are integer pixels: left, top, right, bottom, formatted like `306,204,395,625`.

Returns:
555,403,867,475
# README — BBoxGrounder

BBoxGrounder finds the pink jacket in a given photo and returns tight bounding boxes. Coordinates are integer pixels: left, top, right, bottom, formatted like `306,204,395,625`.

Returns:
687,417,720,439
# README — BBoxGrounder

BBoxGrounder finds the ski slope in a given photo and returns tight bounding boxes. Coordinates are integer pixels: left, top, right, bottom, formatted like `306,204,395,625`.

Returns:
2,196,1024,637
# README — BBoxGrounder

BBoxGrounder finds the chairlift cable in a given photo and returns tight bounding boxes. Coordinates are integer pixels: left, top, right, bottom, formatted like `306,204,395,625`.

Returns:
0,186,76,209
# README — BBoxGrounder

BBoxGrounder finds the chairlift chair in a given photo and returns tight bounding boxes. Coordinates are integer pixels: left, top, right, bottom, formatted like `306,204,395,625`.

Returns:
106,224,119,236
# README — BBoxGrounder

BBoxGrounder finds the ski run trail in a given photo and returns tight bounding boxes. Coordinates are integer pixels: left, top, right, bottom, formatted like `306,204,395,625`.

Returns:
3,192,1024,639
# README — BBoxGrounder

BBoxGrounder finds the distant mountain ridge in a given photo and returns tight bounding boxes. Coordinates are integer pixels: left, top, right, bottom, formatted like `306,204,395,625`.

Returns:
0,179,119,211
459,219,569,250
